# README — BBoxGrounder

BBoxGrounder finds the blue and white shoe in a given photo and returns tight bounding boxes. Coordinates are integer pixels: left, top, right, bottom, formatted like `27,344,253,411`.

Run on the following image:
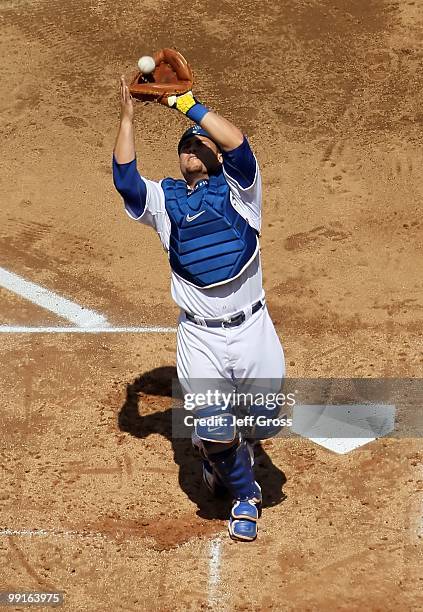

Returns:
228,479,262,542
228,490,262,542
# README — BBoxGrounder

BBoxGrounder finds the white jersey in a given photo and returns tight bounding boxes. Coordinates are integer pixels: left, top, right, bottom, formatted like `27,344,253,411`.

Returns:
125,165,264,318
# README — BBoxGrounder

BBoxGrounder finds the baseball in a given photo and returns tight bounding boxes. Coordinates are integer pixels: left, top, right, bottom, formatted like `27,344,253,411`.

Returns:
138,55,156,74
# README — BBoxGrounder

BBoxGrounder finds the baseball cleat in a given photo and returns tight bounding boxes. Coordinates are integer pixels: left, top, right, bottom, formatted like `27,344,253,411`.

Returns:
228,517,258,541
228,496,262,542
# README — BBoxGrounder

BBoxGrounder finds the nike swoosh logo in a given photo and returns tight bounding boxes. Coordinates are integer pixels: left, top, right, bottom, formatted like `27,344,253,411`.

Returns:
186,210,206,222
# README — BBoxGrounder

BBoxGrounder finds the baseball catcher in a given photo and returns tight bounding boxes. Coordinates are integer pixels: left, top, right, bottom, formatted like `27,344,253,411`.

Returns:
113,49,285,541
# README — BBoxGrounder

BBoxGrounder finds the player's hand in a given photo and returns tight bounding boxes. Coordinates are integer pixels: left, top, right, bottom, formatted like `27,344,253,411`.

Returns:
120,75,134,123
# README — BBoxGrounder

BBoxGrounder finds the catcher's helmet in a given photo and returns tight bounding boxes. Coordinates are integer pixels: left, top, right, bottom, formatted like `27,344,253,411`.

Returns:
177,124,220,155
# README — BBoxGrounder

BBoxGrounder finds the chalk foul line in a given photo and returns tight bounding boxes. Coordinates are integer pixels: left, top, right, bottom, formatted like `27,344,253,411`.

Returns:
208,536,226,610
0,266,109,328
0,267,176,332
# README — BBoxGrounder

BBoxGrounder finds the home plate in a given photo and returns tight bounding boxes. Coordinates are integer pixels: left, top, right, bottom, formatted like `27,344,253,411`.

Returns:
291,403,396,454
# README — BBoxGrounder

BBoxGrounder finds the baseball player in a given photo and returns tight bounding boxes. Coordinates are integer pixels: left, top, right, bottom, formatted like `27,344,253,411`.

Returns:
113,75,285,541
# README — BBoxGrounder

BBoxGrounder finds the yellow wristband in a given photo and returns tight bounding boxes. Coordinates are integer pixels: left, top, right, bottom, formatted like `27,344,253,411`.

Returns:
176,92,197,115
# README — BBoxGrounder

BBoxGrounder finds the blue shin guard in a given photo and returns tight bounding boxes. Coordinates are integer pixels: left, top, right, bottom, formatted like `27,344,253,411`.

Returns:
192,430,229,497
208,440,262,542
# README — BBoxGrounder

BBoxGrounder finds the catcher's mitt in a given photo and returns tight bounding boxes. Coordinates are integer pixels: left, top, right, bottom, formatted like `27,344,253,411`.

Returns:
129,48,193,104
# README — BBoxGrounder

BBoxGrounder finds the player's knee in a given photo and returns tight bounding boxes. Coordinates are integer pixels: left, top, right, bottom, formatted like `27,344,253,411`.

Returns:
194,403,236,444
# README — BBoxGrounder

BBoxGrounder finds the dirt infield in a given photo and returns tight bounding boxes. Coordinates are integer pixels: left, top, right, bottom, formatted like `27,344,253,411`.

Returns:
0,0,422,610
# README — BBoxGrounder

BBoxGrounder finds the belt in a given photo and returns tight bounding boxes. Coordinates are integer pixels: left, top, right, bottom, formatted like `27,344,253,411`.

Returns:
185,299,264,328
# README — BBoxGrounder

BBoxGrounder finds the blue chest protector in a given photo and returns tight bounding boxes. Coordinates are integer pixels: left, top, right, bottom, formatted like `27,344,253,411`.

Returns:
161,170,259,288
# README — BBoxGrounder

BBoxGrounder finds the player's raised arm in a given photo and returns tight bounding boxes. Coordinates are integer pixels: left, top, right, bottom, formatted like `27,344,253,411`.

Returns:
164,90,258,189
114,75,136,163
197,110,244,152
113,76,147,218
166,91,244,152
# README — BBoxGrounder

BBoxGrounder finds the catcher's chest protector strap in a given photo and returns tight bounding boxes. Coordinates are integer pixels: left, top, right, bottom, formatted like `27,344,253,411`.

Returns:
162,171,259,288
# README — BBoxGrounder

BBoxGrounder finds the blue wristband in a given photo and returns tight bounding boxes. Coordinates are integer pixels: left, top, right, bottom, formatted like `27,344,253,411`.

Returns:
186,102,209,124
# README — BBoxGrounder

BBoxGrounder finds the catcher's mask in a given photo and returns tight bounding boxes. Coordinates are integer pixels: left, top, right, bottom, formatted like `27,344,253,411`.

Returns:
178,125,221,155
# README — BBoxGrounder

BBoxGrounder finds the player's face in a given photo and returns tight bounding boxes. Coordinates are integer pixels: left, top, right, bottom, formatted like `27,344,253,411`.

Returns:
179,136,222,179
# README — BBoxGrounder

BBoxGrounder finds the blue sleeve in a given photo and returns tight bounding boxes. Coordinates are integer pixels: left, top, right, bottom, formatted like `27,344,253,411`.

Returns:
222,137,257,189
112,155,147,218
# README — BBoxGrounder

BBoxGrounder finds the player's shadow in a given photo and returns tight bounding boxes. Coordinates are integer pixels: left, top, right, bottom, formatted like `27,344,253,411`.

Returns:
117,366,287,520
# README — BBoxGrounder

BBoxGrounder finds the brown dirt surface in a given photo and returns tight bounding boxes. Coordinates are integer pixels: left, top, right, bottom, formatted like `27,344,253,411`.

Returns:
0,0,422,610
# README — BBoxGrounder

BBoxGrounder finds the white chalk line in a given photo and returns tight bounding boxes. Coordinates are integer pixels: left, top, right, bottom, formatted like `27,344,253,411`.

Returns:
0,326,176,333
0,267,177,333
0,266,109,328
411,461,423,543
0,528,105,539
207,536,226,610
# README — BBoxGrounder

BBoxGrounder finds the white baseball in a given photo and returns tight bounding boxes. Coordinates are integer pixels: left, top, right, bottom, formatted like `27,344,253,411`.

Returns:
138,55,156,74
